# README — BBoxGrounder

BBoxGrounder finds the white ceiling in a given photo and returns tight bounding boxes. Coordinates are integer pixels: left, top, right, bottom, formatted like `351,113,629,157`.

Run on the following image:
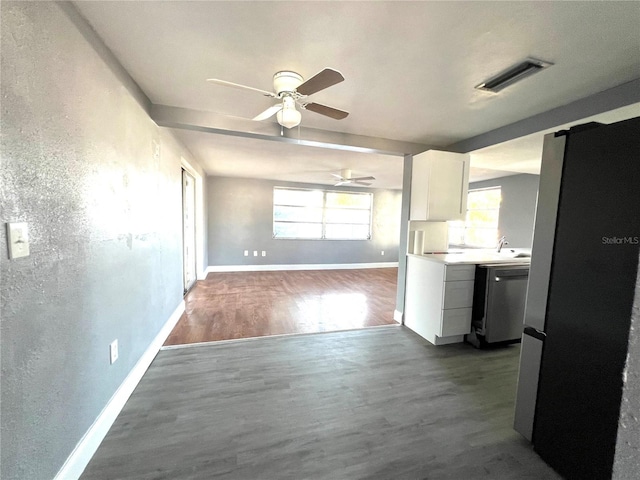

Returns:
172,128,405,189
74,1,640,188
470,102,640,181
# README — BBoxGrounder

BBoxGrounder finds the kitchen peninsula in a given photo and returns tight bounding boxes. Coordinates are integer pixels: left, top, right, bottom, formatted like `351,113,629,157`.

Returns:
404,250,531,346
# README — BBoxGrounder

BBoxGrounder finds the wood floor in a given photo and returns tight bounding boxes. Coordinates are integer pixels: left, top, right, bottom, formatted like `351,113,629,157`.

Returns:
82,327,560,480
164,268,399,346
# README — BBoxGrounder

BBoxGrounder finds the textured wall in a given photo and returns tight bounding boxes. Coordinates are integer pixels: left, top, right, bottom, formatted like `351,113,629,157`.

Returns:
207,176,401,266
469,174,540,248
613,254,640,479
0,3,202,479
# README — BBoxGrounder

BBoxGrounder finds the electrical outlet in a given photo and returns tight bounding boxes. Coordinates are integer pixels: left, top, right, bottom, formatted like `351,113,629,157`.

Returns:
244,250,248,256
381,250,385,256
261,251,266,257
253,251,258,257
110,339,119,364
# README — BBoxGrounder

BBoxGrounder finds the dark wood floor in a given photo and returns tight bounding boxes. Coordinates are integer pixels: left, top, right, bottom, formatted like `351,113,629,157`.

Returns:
164,268,399,346
82,327,560,480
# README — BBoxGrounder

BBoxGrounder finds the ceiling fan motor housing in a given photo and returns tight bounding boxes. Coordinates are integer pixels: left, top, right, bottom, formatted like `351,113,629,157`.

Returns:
273,71,304,95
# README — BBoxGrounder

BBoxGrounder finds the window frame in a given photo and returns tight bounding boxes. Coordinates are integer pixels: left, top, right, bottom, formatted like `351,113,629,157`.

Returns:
449,186,502,248
273,186,373,241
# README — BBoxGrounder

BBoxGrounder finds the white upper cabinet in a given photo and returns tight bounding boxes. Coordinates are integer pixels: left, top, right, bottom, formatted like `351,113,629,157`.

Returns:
410,150,470,221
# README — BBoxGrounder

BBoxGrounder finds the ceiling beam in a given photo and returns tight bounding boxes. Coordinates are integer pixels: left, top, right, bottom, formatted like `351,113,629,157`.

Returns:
447,78,640,153
150,105,431,157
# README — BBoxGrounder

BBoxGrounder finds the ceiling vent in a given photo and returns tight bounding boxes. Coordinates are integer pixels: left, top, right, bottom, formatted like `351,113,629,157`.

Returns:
475,58,553,93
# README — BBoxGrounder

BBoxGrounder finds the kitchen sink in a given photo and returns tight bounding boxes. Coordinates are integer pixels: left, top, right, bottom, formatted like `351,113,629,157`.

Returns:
459,248,532,259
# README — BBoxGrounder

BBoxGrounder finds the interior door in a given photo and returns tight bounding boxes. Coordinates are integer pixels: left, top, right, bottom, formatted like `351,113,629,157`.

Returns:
182,169,197,293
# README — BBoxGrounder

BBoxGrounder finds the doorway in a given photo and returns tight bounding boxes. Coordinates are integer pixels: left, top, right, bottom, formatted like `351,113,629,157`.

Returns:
182,168,197,293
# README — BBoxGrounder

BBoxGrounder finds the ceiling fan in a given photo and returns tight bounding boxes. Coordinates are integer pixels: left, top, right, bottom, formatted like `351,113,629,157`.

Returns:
332,169,375,187
207,68,349,129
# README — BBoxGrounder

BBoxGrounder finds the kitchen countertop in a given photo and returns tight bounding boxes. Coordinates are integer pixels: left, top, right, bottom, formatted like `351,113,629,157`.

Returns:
408,249,532,266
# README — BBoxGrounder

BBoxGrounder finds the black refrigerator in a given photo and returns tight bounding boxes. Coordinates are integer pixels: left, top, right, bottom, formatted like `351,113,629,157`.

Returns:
513,116,640,479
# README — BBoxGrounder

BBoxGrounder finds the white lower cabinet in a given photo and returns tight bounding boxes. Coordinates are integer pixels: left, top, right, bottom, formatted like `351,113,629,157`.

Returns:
404,256,475,345
440,308,473,337
443,281,474,309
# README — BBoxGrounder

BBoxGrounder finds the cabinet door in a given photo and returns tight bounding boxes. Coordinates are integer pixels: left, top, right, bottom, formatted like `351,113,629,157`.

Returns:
410,150,469,221
427,153,469,220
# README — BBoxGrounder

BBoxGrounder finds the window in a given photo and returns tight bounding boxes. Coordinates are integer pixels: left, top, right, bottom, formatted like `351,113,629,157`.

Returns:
449,187,501,247
273,187,372,240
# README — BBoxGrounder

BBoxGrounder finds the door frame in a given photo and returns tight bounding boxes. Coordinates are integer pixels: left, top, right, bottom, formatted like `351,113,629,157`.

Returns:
180,157,206,284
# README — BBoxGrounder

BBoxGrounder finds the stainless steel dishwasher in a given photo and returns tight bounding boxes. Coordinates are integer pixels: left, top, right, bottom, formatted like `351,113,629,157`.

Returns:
465,263,530,348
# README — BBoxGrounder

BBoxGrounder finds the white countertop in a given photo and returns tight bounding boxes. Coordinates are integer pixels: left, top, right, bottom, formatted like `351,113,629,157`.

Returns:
408,248,532,266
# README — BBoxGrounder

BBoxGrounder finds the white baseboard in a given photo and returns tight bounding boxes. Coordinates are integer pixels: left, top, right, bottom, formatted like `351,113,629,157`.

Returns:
206,262,399,273
393,309,404,323
54,300,185,480
196,269,207,280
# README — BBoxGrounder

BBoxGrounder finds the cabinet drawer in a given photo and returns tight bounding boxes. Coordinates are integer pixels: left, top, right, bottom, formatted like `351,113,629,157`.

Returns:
440,308,472,336
445,264,475,281
443,280,474,309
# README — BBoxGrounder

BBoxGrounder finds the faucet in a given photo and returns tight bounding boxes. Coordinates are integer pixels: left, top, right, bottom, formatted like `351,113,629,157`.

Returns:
496,236,509,252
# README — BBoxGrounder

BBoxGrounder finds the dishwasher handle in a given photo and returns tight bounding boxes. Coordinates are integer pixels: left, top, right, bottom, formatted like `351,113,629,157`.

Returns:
495,269,529,281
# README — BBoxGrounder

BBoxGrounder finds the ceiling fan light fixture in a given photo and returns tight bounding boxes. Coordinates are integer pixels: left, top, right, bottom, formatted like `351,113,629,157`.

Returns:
273,71,304,95
277,96,301,129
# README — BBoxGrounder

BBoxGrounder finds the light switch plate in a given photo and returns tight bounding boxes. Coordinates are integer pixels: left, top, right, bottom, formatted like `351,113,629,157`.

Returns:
7,222,29,259
110,339,119,364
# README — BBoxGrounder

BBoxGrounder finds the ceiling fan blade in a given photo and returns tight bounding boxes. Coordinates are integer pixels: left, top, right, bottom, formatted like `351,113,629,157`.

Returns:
330,173,344,180
334,181,350,186
303,102,349,120
354,181,372,186
296,68,345,96
253,104,283,121
206,78,276,97
350,176,376,182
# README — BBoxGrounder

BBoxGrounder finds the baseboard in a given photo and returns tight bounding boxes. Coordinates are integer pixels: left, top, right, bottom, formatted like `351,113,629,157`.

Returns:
206,262,399,273
393,309,404,323
54,300,185,480
196,269,207,280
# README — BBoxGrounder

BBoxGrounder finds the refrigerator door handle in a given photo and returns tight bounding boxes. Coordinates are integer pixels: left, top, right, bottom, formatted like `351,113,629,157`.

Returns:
524,326,546,341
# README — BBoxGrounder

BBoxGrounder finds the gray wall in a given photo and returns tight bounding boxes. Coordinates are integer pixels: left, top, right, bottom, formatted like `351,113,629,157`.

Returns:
469,173,540,248
207,176,401,266
613,253,640,479
0,3,203,479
